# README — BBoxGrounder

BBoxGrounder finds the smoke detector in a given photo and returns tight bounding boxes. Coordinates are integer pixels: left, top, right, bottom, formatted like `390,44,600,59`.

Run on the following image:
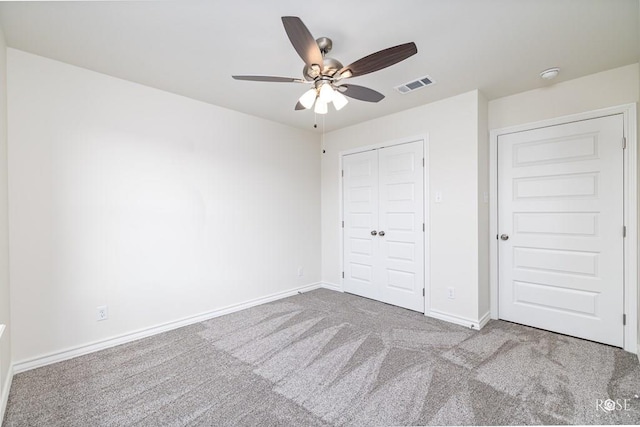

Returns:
540,67,560,80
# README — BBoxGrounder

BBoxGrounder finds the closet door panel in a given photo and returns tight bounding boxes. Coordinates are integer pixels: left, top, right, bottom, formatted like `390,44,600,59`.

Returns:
343,150,379,301
378,141,425,312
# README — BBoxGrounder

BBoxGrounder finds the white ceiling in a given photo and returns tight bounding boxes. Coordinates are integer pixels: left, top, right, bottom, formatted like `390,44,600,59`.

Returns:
0,0,638,132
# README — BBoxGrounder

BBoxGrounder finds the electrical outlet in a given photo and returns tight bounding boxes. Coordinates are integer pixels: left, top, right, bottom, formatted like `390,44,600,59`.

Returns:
435,191,442,203
97,305,108,321
297,266,304,277
447,287,455,299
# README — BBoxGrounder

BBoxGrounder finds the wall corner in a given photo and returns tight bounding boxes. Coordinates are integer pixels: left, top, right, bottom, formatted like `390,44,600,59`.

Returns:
477,90,490,319
0,22,12,422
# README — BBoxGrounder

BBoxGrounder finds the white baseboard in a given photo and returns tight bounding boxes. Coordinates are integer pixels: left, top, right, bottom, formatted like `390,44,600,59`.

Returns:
319,281,342,292
478,311,491,329
0,363,13,426
13,282,325,374
428,309,488,330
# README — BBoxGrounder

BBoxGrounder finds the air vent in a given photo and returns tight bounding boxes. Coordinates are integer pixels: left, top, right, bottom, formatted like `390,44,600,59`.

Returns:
395,75,435,94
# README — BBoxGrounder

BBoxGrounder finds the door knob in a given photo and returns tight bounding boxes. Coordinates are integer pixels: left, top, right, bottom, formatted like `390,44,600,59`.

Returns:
379,231,385,237
371,230,377,236
500,234,509,241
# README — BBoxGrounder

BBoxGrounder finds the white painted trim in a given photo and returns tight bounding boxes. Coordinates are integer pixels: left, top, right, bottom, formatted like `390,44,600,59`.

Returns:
478,311,491,329
338,151,345,292
338,135,429,314
12,282,325,374
622,104,638,355
0,324,9,425
0,363,12,426
339,133,429,157
428,309,485,330
489,122,499,320
319,281,343,292
423,136,431,317
489,103,638,353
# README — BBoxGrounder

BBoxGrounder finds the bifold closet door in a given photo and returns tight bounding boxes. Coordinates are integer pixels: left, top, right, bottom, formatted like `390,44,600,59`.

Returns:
378,142,425,312
343,141,424,312
342,150,380,302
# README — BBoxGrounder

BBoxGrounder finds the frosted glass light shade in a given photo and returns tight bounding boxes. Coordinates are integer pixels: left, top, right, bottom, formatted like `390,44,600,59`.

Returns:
319,83,334,103
314,99,328,114
332,90,349,111
299,88,317,109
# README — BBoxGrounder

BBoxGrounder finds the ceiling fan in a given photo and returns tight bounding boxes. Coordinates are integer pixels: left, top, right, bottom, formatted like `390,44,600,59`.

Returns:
232,16,417,114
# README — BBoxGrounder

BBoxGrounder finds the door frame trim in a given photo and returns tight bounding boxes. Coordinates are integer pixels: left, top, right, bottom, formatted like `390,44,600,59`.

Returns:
489,103,638,353
338,134,429,314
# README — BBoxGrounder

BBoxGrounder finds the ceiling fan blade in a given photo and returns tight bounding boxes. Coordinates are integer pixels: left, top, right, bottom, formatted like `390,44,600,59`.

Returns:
339,84,385,102
338,42,417,78
232,75,306,83
281,16,323,68
295,101,306,110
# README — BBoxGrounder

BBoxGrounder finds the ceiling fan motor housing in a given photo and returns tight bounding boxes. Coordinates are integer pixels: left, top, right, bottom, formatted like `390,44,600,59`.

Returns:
316,37,332,54
303,56,343,80
302,37,344,80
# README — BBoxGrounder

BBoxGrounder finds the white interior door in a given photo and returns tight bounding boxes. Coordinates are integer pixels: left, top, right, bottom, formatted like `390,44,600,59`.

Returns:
343,150,379,302
498,114,624,347
343,141,424,312
378,142,425,312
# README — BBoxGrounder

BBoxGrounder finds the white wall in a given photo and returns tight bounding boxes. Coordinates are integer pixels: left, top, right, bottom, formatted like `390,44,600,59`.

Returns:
7,49,321,364
0,26,11,420
489,63,639,130
321,90,488,325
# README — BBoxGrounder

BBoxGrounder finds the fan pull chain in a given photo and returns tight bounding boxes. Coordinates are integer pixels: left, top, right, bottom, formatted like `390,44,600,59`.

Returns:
321,114,326,154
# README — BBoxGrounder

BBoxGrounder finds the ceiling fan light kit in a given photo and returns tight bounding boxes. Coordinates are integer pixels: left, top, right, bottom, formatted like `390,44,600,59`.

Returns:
299,88,317,109
332,90,349,111
319,82,334,103
232,16,418,116
314,99,328,114
299,80,349,115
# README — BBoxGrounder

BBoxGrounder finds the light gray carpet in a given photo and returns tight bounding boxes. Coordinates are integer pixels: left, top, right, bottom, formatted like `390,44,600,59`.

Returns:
3,288,640,426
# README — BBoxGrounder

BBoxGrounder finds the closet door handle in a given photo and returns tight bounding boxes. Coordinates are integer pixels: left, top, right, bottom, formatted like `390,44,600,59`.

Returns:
371,230,377,236
378,231,385,237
